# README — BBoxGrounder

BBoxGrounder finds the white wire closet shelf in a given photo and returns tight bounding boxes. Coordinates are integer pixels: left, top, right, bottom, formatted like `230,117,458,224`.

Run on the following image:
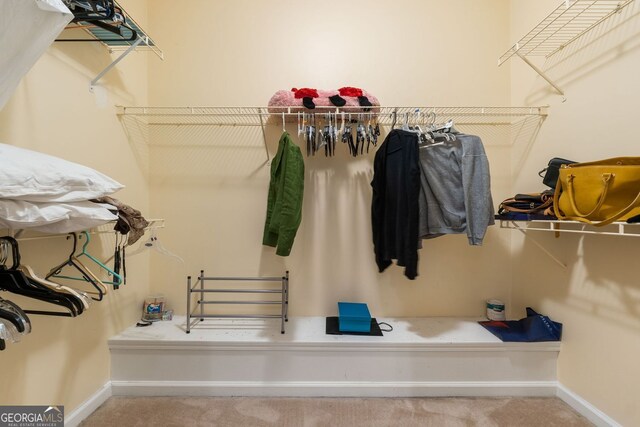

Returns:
499,219,640,237
499,219,640,268
499,0,635,64
117,106,548,127
498,0,636,96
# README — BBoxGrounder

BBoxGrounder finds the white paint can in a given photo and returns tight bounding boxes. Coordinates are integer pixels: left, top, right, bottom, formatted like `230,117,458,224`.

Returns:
486,299,506,321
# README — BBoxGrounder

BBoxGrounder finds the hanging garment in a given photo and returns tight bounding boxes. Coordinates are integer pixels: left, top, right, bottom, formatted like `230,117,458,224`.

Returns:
263,132,305,257
418,132,494,245
91,196,149,245
371,130,421,280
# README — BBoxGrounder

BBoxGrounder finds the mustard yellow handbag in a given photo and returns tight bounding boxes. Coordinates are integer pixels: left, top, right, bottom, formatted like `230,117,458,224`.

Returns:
553,157,640,226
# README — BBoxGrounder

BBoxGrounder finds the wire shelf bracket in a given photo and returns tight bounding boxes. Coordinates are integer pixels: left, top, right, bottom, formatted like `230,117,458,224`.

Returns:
90,36,144,90
498,0,635,99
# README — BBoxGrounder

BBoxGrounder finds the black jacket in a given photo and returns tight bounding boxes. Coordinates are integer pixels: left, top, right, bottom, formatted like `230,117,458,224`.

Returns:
371,130,421,279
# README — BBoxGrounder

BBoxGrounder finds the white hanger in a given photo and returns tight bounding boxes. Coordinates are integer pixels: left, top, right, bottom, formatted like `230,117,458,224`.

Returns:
402,112,410,130
297,112,304,137
282,112,286,132
126,229,184,263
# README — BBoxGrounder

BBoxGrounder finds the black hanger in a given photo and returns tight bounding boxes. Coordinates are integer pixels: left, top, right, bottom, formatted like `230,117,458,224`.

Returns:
20,267,85,315
4,236,81,316
68,0,116,22
56,1,140,43
0,237,78,317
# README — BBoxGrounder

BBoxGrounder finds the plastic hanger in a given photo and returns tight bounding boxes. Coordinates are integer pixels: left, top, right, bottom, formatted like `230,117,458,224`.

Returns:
126,229,184,263
75,231,123,286
19,265,91,311
0,237,79,316
0,319,23,343
432,119,454,134
402,112,410,130
0,298,31,335
46,233,107,301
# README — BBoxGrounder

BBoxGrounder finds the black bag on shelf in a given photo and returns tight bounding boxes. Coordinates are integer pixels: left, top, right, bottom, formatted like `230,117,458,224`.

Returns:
498,190,555,217
539,157,577,189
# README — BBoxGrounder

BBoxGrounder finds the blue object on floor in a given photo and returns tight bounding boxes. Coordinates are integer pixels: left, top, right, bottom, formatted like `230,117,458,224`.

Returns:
479,307,562,342
338,302,372,333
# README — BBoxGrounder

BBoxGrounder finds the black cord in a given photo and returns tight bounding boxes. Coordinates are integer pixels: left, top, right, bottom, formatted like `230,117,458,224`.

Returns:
377,322,393,332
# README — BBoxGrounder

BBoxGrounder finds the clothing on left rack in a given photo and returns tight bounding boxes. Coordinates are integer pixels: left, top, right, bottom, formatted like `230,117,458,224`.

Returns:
263,132,305,257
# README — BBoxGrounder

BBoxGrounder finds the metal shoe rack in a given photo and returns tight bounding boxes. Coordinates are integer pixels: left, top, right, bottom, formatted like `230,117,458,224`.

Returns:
186,270,289,334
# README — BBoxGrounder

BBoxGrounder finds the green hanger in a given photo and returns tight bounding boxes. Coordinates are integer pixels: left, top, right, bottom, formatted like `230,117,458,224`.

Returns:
55,231,123,287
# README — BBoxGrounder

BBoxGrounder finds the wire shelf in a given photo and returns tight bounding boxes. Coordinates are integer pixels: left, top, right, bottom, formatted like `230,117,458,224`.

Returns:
499,219,640,237
498,0,635,65
117,106,548,127
2,219,165,242
59,1,163,59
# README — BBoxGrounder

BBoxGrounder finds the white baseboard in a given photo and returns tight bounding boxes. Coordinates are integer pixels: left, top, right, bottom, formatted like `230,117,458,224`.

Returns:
65,382,112,427
556,383,621,427
111,380,558,398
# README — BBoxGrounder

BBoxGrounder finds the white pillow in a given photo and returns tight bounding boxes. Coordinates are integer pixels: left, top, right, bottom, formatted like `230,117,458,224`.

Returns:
0,143,124,202
0,199,69,228
0,200,118,233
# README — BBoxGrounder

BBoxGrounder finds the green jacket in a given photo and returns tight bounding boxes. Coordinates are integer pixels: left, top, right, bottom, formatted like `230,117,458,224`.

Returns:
262,132,304,256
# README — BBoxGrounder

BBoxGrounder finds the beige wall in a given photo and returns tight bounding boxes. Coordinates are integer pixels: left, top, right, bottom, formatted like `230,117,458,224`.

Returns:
510,1,640,425
146,0,515,319
0,0,151,414
3,1,637,424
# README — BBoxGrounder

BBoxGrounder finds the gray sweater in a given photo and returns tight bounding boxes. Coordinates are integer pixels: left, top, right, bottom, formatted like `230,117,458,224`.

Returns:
418,133,494,245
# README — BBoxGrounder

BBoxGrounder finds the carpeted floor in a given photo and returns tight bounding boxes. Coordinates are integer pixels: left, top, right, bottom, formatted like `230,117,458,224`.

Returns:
80,396,592,426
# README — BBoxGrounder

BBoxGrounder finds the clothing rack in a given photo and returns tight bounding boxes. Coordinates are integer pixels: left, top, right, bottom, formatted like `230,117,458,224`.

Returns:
118,106,548,160
118,106,548,126
186,270,289,334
